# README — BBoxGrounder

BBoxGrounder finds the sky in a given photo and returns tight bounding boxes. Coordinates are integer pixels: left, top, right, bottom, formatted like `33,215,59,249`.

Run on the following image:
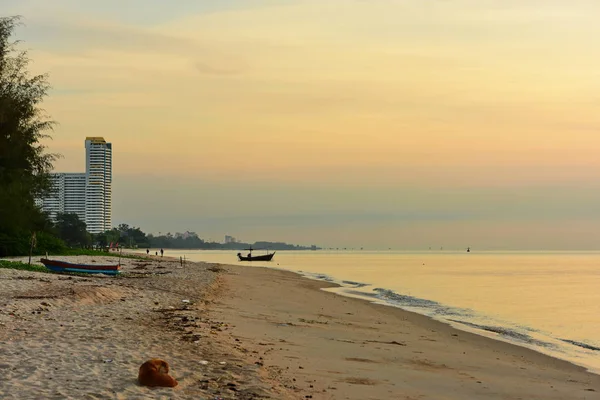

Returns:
5,0,600,249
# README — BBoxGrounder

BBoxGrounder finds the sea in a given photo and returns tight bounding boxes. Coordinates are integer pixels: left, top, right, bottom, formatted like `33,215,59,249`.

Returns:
144,249,600,374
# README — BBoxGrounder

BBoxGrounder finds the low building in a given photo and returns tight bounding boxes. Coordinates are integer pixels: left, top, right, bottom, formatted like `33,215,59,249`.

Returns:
38,173,86,222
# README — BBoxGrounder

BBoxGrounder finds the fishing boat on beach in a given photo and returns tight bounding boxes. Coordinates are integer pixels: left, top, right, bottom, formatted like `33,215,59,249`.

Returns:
40,258,121,275
237,248,276,262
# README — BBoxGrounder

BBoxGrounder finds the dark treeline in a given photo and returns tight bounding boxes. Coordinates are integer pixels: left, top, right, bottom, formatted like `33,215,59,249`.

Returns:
48,217,319,252
145,235,318,251
0,17,64,257
97,223,319,251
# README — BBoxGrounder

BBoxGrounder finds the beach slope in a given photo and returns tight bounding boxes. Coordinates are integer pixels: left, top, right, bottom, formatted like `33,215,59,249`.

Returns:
209,265,600,399
1,256,599,399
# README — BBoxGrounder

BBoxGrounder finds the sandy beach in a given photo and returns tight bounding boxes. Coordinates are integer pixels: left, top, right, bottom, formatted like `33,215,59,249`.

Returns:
1,256,599,399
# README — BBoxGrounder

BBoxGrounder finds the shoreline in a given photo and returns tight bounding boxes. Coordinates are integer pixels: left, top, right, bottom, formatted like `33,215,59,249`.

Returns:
142,248,600,379
322,281,599,376
311,278,600,377
2,255,599,398
206,259,600,378
209,263,600,399
133,249,600,379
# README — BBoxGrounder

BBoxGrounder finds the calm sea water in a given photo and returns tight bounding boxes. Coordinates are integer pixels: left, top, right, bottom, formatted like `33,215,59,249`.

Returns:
147,250,600,373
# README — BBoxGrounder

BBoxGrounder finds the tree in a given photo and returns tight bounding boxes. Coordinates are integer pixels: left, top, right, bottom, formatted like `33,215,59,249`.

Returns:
117,223,130,233
95,228,120,247
127,226,149,248
115,223,149,248
55,213,90,247
0,16,59,255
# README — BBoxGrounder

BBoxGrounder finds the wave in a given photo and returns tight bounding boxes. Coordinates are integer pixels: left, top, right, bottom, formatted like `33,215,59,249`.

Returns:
304,272,335,283
348,287,556,350
448,319,554,348
300,272,370,288
371,288,475,318
560,339,600,352
342,280,370,288
305,273,598,371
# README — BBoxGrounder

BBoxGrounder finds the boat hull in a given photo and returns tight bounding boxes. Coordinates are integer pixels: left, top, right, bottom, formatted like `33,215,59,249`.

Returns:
40,258,121,275
237,252,275,262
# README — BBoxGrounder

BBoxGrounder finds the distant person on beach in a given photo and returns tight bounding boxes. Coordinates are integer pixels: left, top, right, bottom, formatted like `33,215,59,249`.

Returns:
155,251,158,256
160,249,164,257
146,249,149,255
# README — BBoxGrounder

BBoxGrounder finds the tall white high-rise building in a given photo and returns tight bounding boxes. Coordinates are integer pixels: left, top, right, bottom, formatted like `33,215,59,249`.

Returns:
38,137,112,234
85,137,112,234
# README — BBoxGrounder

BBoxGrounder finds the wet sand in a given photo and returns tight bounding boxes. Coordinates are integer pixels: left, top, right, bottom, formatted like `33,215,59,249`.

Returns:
209,264,600,399
1,256,599,399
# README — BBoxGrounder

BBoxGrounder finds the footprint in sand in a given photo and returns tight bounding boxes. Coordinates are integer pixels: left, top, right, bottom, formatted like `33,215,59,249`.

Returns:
342,377,380,385
345,357,379,363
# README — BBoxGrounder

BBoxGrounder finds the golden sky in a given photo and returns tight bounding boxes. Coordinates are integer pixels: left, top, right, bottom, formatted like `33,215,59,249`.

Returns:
7,0,600,248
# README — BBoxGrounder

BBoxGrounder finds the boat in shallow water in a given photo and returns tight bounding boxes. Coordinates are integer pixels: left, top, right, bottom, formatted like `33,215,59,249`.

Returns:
237,248,275,262
40,258,121,275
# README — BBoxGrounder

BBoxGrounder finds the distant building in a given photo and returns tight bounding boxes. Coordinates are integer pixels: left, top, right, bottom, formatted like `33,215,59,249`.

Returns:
175,231,196,239
224,235,237,244
38,137,113,234
64,173,87,221
38,174,64,221
40,173,86,221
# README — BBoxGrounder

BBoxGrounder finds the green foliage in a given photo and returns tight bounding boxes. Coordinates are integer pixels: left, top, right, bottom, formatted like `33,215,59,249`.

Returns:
147,232,206,249
0,259,49,273
118,224,150,248
0,231,66,257
0,16,59,255
54,213,90,247
145,232,319,250
35,231,67,254
0,232,29,256
94,224,149,248
93,229,118,247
